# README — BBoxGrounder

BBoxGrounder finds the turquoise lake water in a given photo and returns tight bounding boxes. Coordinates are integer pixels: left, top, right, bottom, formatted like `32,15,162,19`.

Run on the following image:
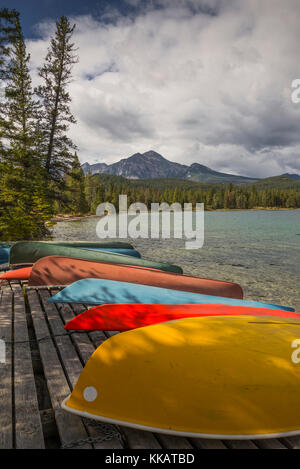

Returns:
53,210,300,310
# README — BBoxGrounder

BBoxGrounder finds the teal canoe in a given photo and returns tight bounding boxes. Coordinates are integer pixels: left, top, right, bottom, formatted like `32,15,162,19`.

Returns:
0,248,10,265
84,248,140,258
9,242,182,274
48,278,294,311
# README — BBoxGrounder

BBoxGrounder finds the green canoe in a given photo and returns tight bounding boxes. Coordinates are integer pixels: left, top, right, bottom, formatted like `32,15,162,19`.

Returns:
47,241,134,249
9,242,183,274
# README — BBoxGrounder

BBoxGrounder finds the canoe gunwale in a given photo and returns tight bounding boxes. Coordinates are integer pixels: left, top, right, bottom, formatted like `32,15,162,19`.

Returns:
61,397,300,440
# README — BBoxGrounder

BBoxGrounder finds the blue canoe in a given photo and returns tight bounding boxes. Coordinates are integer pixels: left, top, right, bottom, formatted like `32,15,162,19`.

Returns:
48,278,294,312
83,248,140,258
0,248,10,265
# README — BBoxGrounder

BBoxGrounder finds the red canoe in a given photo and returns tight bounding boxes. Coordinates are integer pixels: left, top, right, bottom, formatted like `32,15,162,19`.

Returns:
64,303,300,331
28,256,243,299
0,267,32,281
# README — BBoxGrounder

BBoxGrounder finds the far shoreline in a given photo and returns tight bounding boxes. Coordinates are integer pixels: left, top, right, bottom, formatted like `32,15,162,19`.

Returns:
51,207,300,223
51,214,101,223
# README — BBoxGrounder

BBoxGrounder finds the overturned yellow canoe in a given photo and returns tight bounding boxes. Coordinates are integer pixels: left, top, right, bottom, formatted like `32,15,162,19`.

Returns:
62,315,300,439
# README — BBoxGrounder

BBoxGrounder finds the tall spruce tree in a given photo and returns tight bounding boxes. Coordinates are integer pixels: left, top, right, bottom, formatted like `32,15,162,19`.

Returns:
0,16,52,240
0,8,19,153
36,15,78,187
64,152,88,214
0,8,19,78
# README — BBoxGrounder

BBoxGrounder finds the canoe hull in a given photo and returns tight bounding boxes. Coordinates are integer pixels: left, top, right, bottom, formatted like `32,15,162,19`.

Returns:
48,241,134,249
10,242,182,274
48,278,293,311
65,303,300,331
0,248,10,265
85,248,141,258
0,267,32,281
29,256,243,299
1,241,134,265
1,247,140,271
62,316,300,439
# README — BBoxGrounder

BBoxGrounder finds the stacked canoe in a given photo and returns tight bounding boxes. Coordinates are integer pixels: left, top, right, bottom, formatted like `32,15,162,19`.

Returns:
1,240,299,439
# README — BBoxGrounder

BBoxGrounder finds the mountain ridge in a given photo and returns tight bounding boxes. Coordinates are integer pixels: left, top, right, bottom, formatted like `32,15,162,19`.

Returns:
81,150,300,184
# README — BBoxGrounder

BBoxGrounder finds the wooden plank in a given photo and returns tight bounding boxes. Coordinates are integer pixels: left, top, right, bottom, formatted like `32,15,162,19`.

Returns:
253,438,287,449
225,440,258,449
39,291,84,386
0,263,9,272
26,290,92,449
40,409,57,440
123,427,161,449
281,436,300,449
0,291,13,448
191,438,227,449
55,301,98,365
12,285,44,449
155,433,193,449
55,300,124,449
88,329,111,349
39,290,123,449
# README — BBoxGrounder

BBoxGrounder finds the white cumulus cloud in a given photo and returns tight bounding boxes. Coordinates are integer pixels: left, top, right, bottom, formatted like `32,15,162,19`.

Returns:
27,0,300,177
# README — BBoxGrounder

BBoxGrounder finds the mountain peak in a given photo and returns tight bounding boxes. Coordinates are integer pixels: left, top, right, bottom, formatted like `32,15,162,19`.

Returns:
142,150,166,160
282,173,300,181
81,150,259,183
189,163,211,171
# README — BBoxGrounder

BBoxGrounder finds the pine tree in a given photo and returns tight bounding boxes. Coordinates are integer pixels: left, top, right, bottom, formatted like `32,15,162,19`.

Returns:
0,8,19,152
91,183,105,213
36,15,78,185
65,152,88,214
0,8,19,78
84,171,96,211
0,16,51,240
2,18,40,158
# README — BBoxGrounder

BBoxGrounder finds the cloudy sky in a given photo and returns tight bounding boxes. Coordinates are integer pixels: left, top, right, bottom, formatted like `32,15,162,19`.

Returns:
5,0,300,177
